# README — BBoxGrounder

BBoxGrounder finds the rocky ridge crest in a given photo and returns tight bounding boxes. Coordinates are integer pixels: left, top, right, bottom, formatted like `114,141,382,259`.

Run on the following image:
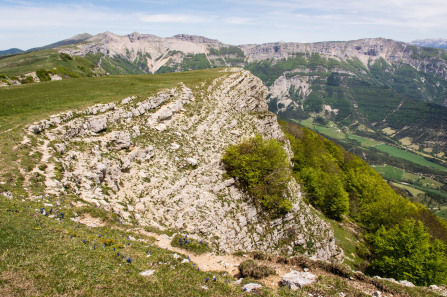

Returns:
26,68,342,261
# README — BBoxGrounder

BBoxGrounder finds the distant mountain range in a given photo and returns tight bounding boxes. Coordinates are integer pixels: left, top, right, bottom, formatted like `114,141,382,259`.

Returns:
0,33,92,57
0,48,23,56
411,38,447,49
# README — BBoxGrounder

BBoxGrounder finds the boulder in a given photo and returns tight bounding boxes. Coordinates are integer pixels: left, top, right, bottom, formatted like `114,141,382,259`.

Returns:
120,157,131,171
88,117,107,133
54,143,66,154
109,131,132,150
29,124,43,134
157,108,173,121
281,270,317,290
94,163,108,183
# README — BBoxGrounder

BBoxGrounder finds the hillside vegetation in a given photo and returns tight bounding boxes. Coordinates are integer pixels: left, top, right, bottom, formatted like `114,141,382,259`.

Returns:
249,52,447,212
281,121,447,285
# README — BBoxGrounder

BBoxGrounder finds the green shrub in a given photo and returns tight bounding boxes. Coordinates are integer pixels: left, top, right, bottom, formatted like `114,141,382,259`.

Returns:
238,259,276,279
222,135,292,216
59,52,72,61
21,76,34,84
36,68,51,81
368,219,447,286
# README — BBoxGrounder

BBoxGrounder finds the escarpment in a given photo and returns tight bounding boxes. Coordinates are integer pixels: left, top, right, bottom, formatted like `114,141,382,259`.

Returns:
26,68,343,262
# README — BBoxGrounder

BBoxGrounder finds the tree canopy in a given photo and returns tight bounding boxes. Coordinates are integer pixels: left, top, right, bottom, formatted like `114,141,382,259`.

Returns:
368,219,447,286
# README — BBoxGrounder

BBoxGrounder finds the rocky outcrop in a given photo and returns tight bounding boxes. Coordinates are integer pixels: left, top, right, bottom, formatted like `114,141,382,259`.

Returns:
26,68,342,262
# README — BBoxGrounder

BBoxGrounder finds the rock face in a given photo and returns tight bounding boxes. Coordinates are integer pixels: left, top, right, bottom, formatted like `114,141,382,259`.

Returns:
27,68,342,261
62,32,226,73
240,38,447,80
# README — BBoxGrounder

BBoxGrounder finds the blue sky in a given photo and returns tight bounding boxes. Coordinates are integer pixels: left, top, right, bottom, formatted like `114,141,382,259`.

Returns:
1,0,447,49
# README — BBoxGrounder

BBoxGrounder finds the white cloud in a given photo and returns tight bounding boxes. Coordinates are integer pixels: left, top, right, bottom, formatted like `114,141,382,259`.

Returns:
139,13,211,23
0,3,126,28
1,0,446,49
224,17,253,25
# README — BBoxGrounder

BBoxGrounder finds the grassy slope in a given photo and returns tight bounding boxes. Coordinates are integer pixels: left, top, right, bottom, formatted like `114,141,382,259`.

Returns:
0,50,62,75
0,196,241,297
0,69,224,131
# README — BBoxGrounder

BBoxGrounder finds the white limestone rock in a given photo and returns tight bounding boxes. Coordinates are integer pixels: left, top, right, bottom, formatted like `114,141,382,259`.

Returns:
139,269,155,276
87,116,107,133
281,270,317,290
243,283,262,292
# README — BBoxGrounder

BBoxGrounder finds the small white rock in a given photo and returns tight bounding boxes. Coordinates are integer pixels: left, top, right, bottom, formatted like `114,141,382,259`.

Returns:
140,269,155,276
186,158,198,166
234,278,244,284
243,283,262,292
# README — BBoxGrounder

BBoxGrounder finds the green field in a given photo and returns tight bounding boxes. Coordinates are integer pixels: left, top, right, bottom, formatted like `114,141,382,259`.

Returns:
348,135,380,147
391,182,425,197
375,144,447,171
373,165,404,180
292,118,346,140
435,208,447,219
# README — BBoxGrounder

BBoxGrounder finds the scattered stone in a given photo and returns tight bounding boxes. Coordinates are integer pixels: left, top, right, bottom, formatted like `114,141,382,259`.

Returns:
186,158,198,166
154,124,167,131
281,270,317,290
171,143,180,150
139,269,155,276
121,97,134,104
2,191,13,199
234,278,244,284
54,143,66,154
429,285,440,290
372,291,381,297
399,280,415,287
243,283,262,292
29,125,43,134
181,259,190,263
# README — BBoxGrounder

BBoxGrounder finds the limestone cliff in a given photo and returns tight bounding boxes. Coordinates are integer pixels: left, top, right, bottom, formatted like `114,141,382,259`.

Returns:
27,69,342,262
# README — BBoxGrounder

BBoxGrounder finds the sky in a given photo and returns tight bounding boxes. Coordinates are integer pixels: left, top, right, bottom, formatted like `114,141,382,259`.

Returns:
1,0,447,50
